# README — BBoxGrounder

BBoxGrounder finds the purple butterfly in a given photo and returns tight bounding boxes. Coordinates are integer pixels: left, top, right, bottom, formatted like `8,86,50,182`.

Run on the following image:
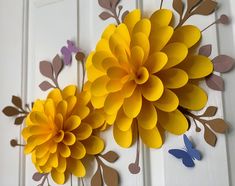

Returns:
168,134,202,167
61,40,80,65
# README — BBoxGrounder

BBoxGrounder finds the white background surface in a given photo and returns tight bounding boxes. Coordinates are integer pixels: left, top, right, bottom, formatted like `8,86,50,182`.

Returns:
0,0,235,185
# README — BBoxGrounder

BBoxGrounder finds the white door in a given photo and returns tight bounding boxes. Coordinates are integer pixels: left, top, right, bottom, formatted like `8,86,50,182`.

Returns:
1,0,235,186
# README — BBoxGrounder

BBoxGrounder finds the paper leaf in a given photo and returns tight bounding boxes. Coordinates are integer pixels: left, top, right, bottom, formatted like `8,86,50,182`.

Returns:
206,74,224,91
2,106,20,116
11,95,22,109
14,115,26,125
39,81,54,91
99,11,113,20
111,0,120,8
204,125,217,146
39,61,53,79
101,151,119,163
207,119,229,133
219,14,230,25
187,0,201,11
212,55,235,73
32,172,44,181
98,0,111,9
199,44,212,57
103,164,119,186
173,0,184,16
122,10,129,22
200,106,217,117
91,167,102,186
192,0,217,15
52,54,63,78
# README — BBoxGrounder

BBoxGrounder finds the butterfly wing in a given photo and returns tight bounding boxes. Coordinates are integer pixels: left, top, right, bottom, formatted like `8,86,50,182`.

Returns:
183,134,202,160
61,46,72,65
67,40,79,53
168,149,195,167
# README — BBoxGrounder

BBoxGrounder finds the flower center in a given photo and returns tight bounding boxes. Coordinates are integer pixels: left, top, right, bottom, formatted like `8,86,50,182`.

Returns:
53,130,64,143
135,67,149,84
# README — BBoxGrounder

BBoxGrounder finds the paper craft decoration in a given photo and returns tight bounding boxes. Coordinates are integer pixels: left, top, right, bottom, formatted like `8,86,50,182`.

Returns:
1,0,234,185
168,134,202,167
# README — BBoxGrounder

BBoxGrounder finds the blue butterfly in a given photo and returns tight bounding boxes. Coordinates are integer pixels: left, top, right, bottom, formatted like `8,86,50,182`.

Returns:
168,134,202,167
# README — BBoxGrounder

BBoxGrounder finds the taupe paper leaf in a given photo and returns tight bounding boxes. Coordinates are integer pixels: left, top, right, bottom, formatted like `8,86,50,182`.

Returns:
200,106,217,117
39,61,53,79
187,0,201,11
101,151,119,163
98,0,111,9
103,164,119,186
207,119,229,133
199,44,212,57
206,74,224,91
52,54,63,78
192,0,217,15
173,0,184,16
204,125,217,146
14,115,26,125
213,55,235,73
2,106,20,116
99,11,113,20
121,10,129,22
39,81,54,91
11,96,22,109
32,172,44,181
91,167,102,186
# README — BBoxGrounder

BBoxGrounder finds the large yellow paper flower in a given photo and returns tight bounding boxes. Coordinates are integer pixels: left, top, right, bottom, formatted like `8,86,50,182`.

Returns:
22,85,105,184
86,9,213,148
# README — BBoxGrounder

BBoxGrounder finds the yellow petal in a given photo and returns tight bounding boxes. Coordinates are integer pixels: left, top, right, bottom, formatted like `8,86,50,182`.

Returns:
106,79,123,93
104,91,124,115
154,88,179,112
131,32,149,62
90,75,109,97
133,18,151,37
92,51,113,71
123,88,142,118
140,75,164,101
82,135,104,155
58,143,71,158
107,66,127,79
171,25,201,48
55,113,63,130
47,89,62,106
122,80,136,98
64,115,81,131
29,125,50,135
131,46,145,67
96,38,111,53
173,83,207,110
66,96,77,114
109,33,129,57
101,56,119,71
115,23,131,45
44,99,55,118
63,132,76,145
36,152,50,166
51,169,65,184
53,130,64,143
32,100,44,112
138,126,162,148
105,112,117,125
47,152,58,168
150,26,174,53
29,111,48,125
115,108,133,131
124,9,141,34
145,52,168,73
75,123,92,140
77,91,91,105
102,24,116,40
84,111,104,129
87,53,104,82
178,55,213,79
73,105,90,120
57,100,67,118
137,101,157,130
62,85,77,99
158,68,188,89
56,156,66,173
162,42,188,69
91,95,107,109
70,141,86,159
113,123,132,148
68,158,86,177
150,9,172,28
158,109,188,135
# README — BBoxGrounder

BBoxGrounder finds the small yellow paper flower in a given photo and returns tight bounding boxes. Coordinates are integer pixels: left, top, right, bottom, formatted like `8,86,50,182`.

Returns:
22,85,105,184
86,9,213,148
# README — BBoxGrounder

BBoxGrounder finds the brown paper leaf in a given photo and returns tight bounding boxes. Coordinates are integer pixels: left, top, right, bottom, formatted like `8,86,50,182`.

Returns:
2,106,20,116
52,54,63,78
192,0,217,15
204,125,217,146
99,11,113,20
206,74,224,91
200,106,217,117
11,96,22,109
32,172,44,181
122,10,129,22
187,0,201,11
212,55,235,73
111,0,120,8
101,151,119,163
98,0,111,9
207,119,229,133
39,61,54,79
39,81,54,91
91,167,102,186
14,115,26,125
102,164,119,186
199,44,212,57
173,0,184,16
